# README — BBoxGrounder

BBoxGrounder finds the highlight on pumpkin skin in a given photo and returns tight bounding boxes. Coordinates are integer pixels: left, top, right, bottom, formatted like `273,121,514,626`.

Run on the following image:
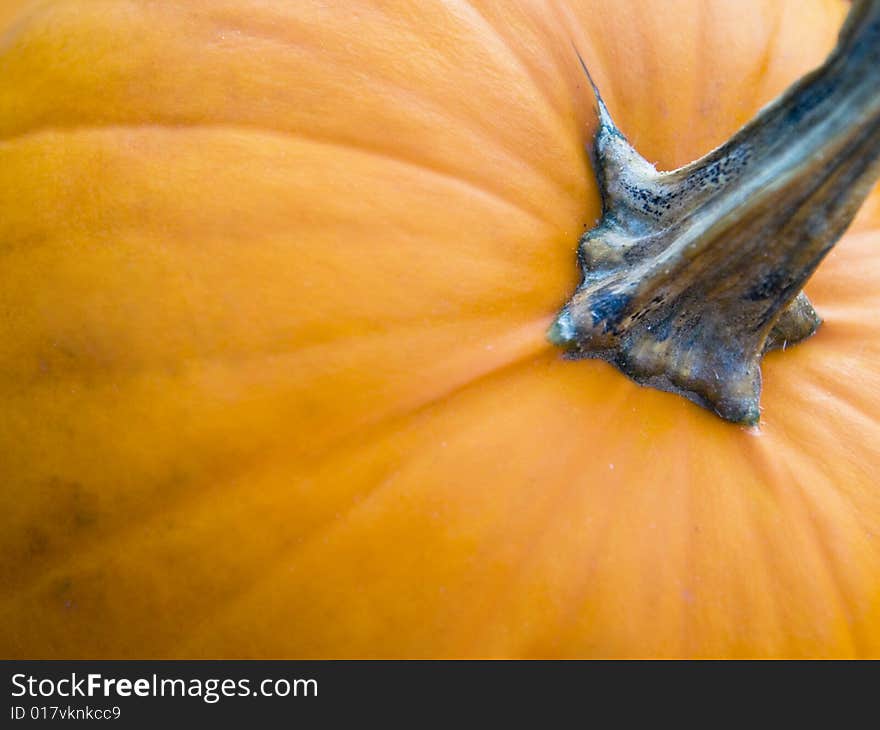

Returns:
550,0,880,425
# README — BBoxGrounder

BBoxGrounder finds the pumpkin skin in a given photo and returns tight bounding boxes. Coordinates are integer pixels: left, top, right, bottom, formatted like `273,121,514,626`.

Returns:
2,0,880,658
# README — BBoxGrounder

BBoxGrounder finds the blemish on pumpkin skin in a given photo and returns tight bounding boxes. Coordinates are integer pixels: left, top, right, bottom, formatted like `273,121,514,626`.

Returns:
25,529,50,558
45,477,99,531
52,577,75,610
6,478,99,586
54,578,72,594
30,336,121,385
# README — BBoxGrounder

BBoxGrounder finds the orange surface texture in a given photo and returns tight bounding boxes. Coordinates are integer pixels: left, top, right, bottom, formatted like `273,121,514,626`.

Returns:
1,0,879,657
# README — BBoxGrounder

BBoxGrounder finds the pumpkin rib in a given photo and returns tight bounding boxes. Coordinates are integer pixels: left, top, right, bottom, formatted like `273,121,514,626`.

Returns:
453,0,569,122
494,381,684,657
746,3,782,103
800,362,880,439
0,122,565,228
182,352,868,656
561,0,848,169
0,437,403,659
0,123,572,382
202,0,572,143
555,0,685,163
0,446,262,598
807,230,880,307
523,0,603,131
766,347,880,482
1,346,567,659
0,315,555,588
5,432,414,659
687,434,786,656
0,319,551,405
160,342,880,653
202,5,582,199
667,438,756,656
549,2,617,130
171,456,449,657
576,392,781,656
762,380,880,590
0,320,554,603
0,1,586,210
693,438,790,657
432,397,621,656
276,127,564,228
745,449,814,657
748,440,862,655
781,368,880,514
788,455,878,657
6,328,880,656
458,0,614,146
796,488,869,656
178,433,480,657
171,355,638,657
711,432,858,657
557,387,695,657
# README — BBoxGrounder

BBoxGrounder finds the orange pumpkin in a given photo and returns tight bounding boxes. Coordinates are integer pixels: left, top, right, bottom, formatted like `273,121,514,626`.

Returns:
1,0,879,658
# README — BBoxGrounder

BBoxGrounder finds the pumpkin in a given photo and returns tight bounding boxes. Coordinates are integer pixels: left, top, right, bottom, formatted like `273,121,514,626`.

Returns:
2,0,879,659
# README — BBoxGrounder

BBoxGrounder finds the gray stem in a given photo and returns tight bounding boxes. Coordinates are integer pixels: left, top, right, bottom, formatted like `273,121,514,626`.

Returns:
550,0,880,424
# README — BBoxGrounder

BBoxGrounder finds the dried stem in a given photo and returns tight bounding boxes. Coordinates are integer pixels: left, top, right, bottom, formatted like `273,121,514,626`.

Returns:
550,0,880,424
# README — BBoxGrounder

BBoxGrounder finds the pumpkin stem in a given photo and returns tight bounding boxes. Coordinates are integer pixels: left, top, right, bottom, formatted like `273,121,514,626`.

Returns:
550,0,880,424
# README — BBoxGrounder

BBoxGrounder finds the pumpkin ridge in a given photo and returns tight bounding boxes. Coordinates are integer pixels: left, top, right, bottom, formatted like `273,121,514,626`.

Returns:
0,318,558,601
455,0,571,122
799,357,880,431
200,0,572,139
341,315,557,428
0,319,558,603
746,438,863,655
790,473,876,657
1,9,586,209
172,356,587,658
0,122,563,228
0,419,422,659
175,465,421,659
213,10,578,190
695,438,788,657
541,407,711,658
748,3,784,104
475,379,654,657
170,353,633,658
761,394,880,647
738,452,803,657
0,315,547,388
775,363,880,490
0,449,268,600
